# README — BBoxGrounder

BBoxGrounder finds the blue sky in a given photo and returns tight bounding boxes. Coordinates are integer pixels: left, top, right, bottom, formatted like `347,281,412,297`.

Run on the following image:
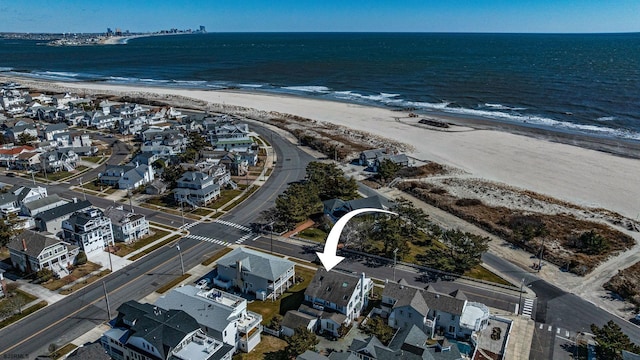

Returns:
1,0,638,33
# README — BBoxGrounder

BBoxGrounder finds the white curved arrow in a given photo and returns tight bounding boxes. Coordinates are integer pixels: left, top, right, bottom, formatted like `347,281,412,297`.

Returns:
317,208,398,271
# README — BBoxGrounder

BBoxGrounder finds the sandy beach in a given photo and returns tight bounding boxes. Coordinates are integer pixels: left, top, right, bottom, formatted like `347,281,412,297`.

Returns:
4,78,640,220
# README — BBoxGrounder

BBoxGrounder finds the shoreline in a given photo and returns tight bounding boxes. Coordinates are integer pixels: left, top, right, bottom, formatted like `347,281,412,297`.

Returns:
2,74,640,219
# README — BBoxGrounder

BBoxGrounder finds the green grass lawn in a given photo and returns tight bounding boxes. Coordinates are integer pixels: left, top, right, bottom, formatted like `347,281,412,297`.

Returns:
233,335,286,360
211,189,242,209
114,229,170,257
247,266,316,325
81,156,103,163
464,265,513,286
0,289,37,314
297,228,327,243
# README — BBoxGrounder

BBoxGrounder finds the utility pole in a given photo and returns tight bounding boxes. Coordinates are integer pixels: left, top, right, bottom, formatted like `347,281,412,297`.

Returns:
79,177,86,200
31,170,36,186
393,248,399,282
103,281,111,320
128,186,133,212
177,244,185,275
267,221,274,254
180,200,185,227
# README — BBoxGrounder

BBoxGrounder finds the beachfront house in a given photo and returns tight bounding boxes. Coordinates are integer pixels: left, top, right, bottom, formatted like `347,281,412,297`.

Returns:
381,279,490,339
8,230,79,278
299,269,373,337
213,247,296,300
101,300,234,360
103,206,149,243
62,208,114,255
155,285,263,352
173,171,221,207
322,195,391,222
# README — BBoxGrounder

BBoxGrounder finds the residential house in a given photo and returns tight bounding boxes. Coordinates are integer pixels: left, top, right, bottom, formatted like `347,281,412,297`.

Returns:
34,199,92,234
20,194,67,217
104,206,149,243
145,178,168,195
300,269,373,337
98,163,155,189
281,310,318,337
0,185,48,216
207,123,250,144
156,285,263,352
219,152,248,176
64,343,110,360
348,324,463,360
8,230,79,278
173,171,221,207
381,279,489,339
40,149,78,172
213,137,254,152
83,111,121,129
43,123,69,141
297,350,359,360
14,151,40,170
323,196,391,222
238,149,259,167
0,145,36,167
62,208,114,255
373,154,410,172
101,300,234,360
5,123,38,142
130,151,159,166
358,148,409,172
213,247,295,300
359,148,388,167
140,129,187,157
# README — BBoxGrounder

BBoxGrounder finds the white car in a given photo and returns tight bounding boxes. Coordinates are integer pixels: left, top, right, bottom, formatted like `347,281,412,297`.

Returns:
196,279,209,289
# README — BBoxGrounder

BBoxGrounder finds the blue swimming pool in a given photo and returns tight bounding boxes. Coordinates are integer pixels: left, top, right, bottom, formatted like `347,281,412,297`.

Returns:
447,338,473,356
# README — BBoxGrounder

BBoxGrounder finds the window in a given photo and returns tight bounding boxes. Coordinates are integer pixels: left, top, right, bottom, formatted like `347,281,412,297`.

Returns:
449,325,456,333
451,314,455,320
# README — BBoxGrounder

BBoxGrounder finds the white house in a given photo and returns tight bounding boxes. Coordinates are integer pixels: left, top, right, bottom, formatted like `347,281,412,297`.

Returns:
156,286,263,353
62,208,114,255
98,163,154,190
8,230,79,278
104,206,149,243
173,171,220,207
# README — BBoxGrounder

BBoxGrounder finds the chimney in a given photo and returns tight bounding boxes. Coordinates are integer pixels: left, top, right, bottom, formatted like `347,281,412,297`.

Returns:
72,197,77,203
22,238,27,252
235,259,243,290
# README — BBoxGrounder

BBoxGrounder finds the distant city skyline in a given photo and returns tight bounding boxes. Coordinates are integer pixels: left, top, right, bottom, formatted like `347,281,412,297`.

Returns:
0,0,638,34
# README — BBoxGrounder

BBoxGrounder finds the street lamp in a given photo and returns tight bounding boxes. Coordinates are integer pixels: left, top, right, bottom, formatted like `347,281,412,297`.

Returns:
266,221,275,254
79,176,86,200
176,244,185,275
393,248,399,282
518,278,525,315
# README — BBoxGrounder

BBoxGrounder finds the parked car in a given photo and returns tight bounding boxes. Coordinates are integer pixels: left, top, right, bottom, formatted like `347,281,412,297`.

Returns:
196,279,209,289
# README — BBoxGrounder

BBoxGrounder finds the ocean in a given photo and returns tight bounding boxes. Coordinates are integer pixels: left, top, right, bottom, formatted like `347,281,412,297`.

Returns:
1,32,639,141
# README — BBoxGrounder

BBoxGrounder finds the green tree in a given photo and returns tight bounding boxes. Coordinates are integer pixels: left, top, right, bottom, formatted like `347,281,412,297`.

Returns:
17,133,38,146
178,148,198,163
361,317,394,345
75,251,87,265
0,215,20,247
577,230,609,255
305,162,358,201
392,197,430,238
267,314,283,331
286,327,319,358
591,320,640,360
378,158,402,183
275,182,321,229
161,166,184,189
188,132,208,152
35,268,55,283
426,229,489,274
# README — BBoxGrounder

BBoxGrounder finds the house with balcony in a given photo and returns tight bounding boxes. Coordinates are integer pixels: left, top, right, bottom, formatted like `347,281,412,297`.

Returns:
173,171,220,207
156,285,263,353
0,269,5,298
140,129,187,157
299,269,373,337
5,123,38,143
62,208,114,255
0,145,36,167
34,199,92,235
381,279,489,339
8,229,79,278
214,247,295,300
21,194,67,217
323,195,391,223
101,300,234,360
104,206,149,243
0,185,48,216
98,163,155,190
40,149,78,172
43,123,69,141
14,151,40,170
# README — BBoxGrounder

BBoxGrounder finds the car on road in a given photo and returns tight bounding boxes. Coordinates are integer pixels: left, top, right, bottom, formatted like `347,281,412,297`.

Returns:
5,172,15,177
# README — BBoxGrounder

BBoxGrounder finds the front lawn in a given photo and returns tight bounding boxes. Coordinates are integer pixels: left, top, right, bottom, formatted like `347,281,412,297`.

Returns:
232,335,287,360
211,189,242,209
42,262,101,291
113,229,170,257
297,228,327,243
0,289,37,314
247,266,316,325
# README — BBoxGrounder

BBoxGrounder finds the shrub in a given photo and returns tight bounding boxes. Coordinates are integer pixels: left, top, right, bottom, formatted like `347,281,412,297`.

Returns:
35,268,56,283
75,251,87,265
455,198,483,206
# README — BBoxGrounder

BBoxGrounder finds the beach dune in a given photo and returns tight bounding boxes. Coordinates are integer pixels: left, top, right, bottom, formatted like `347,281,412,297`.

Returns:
39,82,640,220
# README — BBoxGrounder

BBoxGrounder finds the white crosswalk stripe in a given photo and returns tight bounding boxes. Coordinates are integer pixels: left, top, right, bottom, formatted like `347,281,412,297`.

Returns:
538,323,575,340
184,234,231,247
235,233,253,244
522,298,534,319
179,221,200,230
214,219,252,232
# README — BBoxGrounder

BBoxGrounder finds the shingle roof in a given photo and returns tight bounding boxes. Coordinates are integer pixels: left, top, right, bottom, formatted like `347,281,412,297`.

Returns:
7,230,66,259
305,268,359,308
217,247,295,282
282,310,316,331
23,194,66,211
115,300,200,359
65,343,110,360
298,350,330,360
35,200,92,222
382,280,467,317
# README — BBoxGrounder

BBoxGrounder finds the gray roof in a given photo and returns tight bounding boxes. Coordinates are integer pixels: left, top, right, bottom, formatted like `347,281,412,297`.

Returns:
217,247,295,282
104,206,145,227
327,352,359,360
623,350,640,360
305,268,359,308
7,230,70,259
349,336,389,359
361,148,387,160
154,285,236,339
65,342,110,360
383,280,467,317
115,300,200,359
44,123,68,132
282,310,316,331
35,200,92,222
0,192,17,206
23,194,66,211
298,350,330,360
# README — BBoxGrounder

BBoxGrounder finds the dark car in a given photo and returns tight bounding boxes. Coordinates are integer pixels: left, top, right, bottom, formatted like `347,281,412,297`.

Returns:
6,172,15,177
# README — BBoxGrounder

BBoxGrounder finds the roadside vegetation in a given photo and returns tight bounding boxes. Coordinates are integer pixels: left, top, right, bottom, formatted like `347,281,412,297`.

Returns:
591,320,640,360
604,261,640,311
